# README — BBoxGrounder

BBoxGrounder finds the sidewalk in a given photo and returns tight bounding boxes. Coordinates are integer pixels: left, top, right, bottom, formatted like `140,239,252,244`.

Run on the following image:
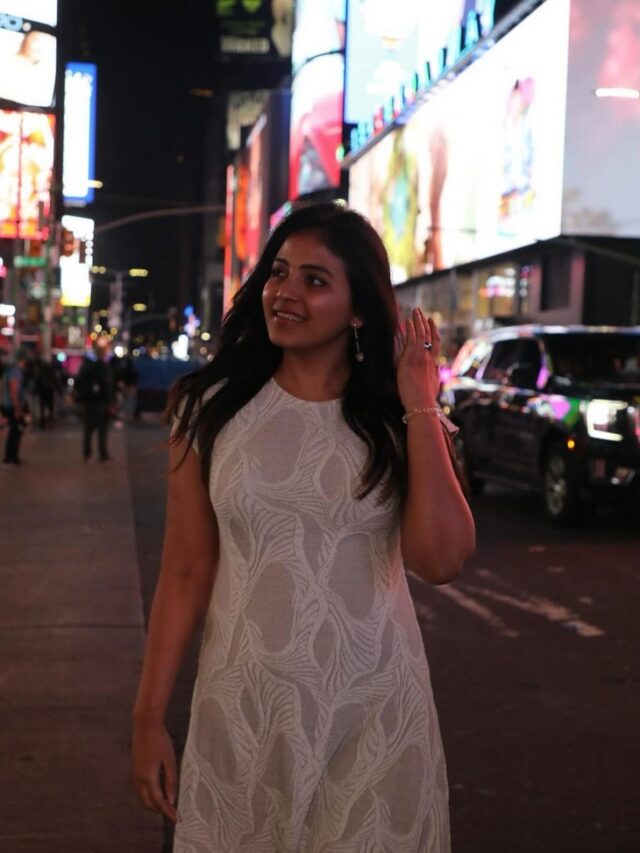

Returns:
0,420,163,852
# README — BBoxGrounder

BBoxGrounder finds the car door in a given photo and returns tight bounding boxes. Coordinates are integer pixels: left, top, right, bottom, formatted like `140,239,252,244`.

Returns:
472,338,523,476
445,337,494,471
491,338,544,478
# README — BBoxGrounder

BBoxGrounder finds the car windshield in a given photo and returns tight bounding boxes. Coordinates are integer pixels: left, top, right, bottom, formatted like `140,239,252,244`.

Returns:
544,333,640,383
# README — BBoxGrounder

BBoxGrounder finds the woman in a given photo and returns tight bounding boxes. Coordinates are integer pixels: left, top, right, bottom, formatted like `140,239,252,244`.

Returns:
132,202,475,852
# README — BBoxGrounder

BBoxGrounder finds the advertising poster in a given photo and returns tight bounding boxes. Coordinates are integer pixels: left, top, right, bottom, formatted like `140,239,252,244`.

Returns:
236,90,290,273
215,0,293,57
60,215,93,308
289,0,346,198
0,1,58,26
562,0,640,236
349,0,570,283
0,28,56,108
344,0,497,125
63,63,98,206
226,90,269,150
0,109,55,240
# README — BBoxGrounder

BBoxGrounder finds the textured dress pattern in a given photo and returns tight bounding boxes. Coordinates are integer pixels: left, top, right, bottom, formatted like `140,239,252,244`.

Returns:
173,379,450,852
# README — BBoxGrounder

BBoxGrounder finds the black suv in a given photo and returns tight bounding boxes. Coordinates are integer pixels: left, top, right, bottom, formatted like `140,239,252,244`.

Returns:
440,326,640,522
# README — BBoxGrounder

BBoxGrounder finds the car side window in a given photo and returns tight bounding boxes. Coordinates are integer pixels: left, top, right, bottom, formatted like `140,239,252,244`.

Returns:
480,340,521,382
513,339,542,374
453,339,493,378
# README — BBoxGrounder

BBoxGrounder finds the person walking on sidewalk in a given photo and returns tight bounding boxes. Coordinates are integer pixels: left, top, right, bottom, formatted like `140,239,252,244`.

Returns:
74,339,114,462
33,356,60,429
132,203,475,852
2,348,29,466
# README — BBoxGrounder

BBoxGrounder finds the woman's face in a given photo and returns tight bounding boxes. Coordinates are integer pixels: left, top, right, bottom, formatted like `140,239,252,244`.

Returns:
262,231,358,358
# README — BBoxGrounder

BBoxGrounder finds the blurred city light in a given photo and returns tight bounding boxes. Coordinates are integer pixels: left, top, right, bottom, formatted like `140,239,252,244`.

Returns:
128,268,149,277
594,87,640,100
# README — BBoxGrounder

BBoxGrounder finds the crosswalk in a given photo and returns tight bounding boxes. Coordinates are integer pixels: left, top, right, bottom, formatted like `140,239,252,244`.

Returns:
411,568,605,639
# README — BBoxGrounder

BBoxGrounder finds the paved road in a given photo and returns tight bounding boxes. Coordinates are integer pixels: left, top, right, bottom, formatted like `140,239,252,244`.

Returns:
126,420,640,853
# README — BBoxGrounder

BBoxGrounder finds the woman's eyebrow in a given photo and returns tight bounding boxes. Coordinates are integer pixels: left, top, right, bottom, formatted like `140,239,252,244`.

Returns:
273,258,334,278
300,263,333,277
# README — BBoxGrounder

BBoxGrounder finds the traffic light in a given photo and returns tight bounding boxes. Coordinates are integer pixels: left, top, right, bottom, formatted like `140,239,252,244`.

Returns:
60,227,75,257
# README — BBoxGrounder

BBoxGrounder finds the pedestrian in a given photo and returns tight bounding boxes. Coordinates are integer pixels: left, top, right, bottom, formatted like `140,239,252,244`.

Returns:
2,347,29,466
33,357,59,429
74,338,114,461
112,352,139,420
132,203,475,852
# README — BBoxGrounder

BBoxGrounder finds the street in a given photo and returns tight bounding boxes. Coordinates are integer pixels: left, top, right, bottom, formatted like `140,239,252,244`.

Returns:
125,419,640,853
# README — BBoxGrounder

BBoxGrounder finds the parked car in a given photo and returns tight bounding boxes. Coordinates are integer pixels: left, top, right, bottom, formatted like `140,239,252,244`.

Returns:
440,325,640,522
134,357,202,416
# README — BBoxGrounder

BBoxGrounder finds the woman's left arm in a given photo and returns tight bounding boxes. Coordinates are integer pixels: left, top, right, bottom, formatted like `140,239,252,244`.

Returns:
397,309,475,585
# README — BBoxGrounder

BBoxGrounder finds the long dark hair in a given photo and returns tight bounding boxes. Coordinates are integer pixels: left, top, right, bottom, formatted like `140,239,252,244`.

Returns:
167,202,407,501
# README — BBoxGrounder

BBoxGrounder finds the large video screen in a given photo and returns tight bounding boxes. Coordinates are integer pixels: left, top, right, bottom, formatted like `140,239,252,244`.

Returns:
562,0,640,237
216,0,293,57
349,0,570,283
60,215,93,308
0,28,56,107
344,0,496,126
0,1,58,26
63,63,98,206
0,109,55,240
289,0,346,198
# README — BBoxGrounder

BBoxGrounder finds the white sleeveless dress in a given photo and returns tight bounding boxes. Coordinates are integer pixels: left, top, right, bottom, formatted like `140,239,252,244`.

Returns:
173,378,450,852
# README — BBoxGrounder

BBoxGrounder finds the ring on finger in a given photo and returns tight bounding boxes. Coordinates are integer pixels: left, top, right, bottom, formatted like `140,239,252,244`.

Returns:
423,342,433,350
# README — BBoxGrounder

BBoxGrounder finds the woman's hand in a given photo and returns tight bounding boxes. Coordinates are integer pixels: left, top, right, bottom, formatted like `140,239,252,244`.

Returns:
132,719,178,823
394,308,441,411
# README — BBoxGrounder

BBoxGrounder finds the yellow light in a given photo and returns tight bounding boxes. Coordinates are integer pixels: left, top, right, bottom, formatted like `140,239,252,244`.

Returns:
91,265,107,275
110,327,117,335
132,303,148,312
90,332,97,340
567,439,576,450
201,331,211,341
128,268,149,278
99,309,108,317
87,179,104,188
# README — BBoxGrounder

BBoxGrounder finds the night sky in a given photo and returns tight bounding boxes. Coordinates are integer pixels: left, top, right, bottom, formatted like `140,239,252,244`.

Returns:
60,0,220,324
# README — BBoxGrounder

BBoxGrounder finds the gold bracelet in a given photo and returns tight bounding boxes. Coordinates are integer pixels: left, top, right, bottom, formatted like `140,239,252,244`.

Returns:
402,406,442,424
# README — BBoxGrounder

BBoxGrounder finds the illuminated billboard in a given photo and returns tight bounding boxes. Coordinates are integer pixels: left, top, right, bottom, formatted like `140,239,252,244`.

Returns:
349,0,570,283
215,0,293,56
0,28,56,108
289,0,346,199
344,0,496,126
63,63,98,206
0,109,55,240
226,90,269,150
60,215,93,308
0,1,58,26
562,0,640,237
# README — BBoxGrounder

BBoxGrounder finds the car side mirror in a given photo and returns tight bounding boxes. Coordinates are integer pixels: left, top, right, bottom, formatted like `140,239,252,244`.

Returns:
505,363,538,389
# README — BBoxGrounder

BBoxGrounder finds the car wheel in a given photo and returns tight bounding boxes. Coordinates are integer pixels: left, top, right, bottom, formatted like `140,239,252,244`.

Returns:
454,432,484,496
542,444,591,523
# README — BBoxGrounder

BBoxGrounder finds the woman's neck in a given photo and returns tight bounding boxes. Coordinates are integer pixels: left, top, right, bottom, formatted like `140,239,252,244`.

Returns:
274,352,350,402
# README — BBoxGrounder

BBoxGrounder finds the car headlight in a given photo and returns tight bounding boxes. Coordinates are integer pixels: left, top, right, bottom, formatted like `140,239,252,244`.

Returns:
585,399,627,441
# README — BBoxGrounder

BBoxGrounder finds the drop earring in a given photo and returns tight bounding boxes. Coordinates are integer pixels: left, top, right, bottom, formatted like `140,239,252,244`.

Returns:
352,323,364,363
